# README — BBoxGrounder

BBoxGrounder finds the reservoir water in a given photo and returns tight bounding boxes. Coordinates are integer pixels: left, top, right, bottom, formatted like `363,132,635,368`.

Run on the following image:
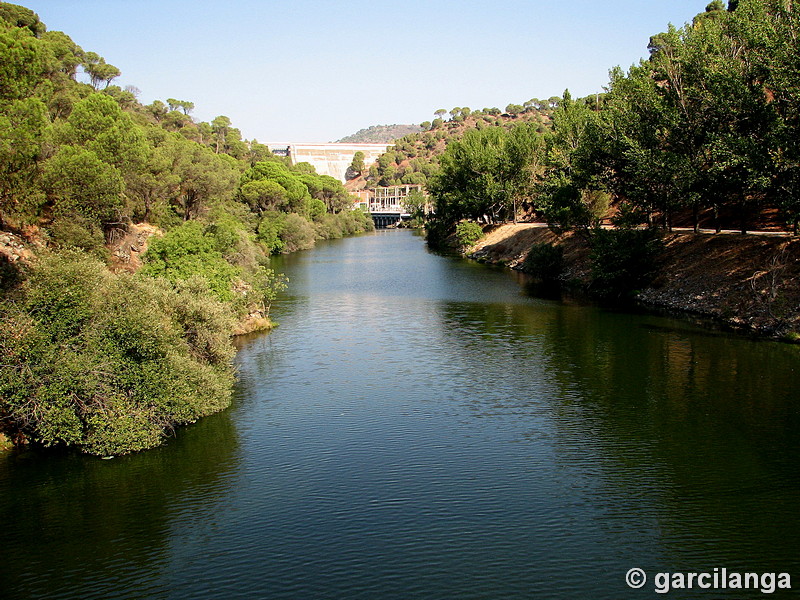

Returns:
2,229,799,599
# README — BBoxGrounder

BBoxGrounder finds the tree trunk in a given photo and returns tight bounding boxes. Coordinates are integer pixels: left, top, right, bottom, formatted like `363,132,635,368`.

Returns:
143,192,151,223
184,191,195,221
740,197,747,234
692,202,699,233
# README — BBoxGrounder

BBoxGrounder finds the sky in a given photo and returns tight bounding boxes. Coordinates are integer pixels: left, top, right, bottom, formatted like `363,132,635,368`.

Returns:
20,0,712,143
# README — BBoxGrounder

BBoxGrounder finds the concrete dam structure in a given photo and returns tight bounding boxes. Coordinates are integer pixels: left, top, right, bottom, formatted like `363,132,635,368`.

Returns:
268,143,390,183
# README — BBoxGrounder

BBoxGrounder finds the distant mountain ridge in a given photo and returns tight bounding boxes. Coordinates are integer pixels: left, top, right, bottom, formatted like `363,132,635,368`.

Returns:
336,124,422,144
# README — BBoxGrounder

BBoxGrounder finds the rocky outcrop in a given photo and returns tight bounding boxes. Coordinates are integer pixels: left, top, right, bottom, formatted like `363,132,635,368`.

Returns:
108,222,162,272
0,230,38,265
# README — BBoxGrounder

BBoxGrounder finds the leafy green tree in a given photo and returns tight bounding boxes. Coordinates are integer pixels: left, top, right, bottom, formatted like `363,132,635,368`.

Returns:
292,161,317,175
240,160,310,213
0,3,45,36
402,189,428,219
247,140,272,166
256,212,285,254
42,145,124,224
146,100,168,122
300,173,352,213
211,115,231,154
694,0,727,25
103,85,138,110
348,150,365,179
401,171,427,186
429,127,517,225
58,93,147,173
240,179,287,212
533,91,608,231
41,30,84,79
172,137,239,220
162,109,192,131
81,51,120,89
728,0,800,232
0,22,49,103
0,97,49,227
125,129,183,223
166,98,194,115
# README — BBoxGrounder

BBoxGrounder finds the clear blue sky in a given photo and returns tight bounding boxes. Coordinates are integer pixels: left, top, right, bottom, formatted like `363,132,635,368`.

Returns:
21,0,711,143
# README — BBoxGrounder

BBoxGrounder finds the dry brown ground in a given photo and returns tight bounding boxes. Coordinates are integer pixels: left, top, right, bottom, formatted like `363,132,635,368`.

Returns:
107,222,162,272
469,223,800,337
642,232,800,334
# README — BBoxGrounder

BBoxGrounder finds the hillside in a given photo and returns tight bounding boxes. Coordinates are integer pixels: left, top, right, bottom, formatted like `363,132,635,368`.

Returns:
345,104,555,191
336,124,421,143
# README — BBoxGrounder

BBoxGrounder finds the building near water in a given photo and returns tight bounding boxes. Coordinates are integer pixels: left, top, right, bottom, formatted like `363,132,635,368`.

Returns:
267,143,389,183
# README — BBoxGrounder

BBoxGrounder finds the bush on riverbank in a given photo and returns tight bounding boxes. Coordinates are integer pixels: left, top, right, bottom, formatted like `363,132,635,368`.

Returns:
589,228,663,299
522,242,564,283
0,251,236,455
455,221,484,249
255,208,374,254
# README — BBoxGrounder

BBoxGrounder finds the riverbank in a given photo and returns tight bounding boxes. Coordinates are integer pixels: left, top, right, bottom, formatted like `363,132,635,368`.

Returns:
468,223,800,339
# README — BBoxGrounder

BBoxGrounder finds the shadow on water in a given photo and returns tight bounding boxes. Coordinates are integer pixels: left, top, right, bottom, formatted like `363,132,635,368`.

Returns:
0,395,241,600
434,298,800,586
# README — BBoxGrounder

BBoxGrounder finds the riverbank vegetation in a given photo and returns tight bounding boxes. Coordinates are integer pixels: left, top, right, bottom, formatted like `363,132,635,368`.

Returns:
0,2,372,455
423,0,800,315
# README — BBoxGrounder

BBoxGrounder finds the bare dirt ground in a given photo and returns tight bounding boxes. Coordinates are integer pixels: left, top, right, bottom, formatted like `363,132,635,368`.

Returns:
107,223,162,272
469,223,800,338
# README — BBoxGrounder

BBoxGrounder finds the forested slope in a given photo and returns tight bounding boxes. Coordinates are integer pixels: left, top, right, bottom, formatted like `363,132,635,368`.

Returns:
0,2,373,455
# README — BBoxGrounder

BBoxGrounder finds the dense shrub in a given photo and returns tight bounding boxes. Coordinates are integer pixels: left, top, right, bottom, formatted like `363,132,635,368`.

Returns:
424,218,454,249
0,251,236,455
278,212,316,252
313,213,344,240
140,220,241,301
523,242,564,282
256,212,285,254
589,228,663,299
46,217,106,256
455,221,484,248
